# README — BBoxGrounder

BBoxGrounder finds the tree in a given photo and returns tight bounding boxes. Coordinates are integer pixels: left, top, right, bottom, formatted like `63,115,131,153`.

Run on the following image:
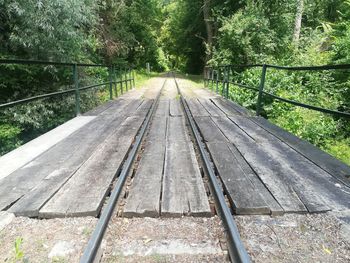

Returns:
203,0,214,63
293,0,304,44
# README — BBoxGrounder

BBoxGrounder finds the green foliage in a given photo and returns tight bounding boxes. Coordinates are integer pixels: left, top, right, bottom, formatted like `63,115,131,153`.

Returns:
14,237,24,261
211,2,277,65
0,124,22,155
323,138,350,165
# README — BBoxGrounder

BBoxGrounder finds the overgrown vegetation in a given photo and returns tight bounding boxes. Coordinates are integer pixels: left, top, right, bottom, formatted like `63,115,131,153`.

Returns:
0,0,349,164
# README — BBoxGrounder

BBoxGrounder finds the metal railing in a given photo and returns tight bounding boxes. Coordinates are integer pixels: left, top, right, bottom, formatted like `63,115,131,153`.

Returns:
204,63,350,119
0,59,136,115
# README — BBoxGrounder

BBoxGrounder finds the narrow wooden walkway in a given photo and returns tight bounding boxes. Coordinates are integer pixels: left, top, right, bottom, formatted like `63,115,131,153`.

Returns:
0,76,349,219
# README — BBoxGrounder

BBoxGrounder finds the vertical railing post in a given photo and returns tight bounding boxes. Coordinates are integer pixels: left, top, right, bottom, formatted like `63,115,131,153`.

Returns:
120,70,124,94
125,68,128,91
226,67,230,99
211,68,214,90
256,64,267,116
132,69,136,89
129,69,133,88
108,66,113,100
216,68,219,93
73,64,80,116
222,67,227,97
114,66,118,97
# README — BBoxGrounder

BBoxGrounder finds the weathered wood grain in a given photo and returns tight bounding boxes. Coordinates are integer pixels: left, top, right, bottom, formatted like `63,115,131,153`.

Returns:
169,99,182,116
124,116,168,217
155,99,169,117
198,99,226,117
194,116,282,214
207,142,270,214
39,114,148,218
211,116,307,213
185,99,210,117
229,115,350,212
193,116,227,142
161,116,211,217
0,116,95,181
83,100,117,116
5,100,142,215
211,97,250,115
252,116,350,187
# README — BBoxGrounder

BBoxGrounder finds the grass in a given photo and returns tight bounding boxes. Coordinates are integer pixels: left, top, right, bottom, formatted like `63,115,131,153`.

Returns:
134,70,160,88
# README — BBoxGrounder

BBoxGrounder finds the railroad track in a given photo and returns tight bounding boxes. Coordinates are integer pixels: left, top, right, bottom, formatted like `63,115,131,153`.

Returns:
79,73,251,263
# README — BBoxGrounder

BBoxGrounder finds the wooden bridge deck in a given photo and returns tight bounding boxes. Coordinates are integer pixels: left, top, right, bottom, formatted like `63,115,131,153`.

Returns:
0,76,349,219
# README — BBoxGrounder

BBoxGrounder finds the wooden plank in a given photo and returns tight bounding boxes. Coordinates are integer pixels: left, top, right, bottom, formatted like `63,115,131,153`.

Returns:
207,142,270,215
226,144,284,215
229,115,350,212
211,97,250,116
211,116,307,213
193,116,227,142
169,99,182,116
83,100,116,116
185,99,210,117
198,99,226,117
39,115,147,218
133,100,154,117
99,99,130,116
124,116,168,217
161,117,211,217
0,116,95,181
194,116,283,215
155,99,169,117
3,100,142,215
252,116,350,187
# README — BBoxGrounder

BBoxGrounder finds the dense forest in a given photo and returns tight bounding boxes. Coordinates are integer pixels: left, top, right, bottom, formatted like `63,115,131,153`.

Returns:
0,0,349,164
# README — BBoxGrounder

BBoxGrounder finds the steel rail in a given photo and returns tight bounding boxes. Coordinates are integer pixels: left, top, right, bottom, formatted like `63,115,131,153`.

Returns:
79,76,167,263
173,73,251,263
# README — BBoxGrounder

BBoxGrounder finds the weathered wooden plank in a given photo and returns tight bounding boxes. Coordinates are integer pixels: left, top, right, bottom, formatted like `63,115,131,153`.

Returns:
154,99,169,117
0,116,95,181
193,116,228,143
83,100,116,116
198,99,226,117
39,115,148,218
134,100,154,117
226,144,284,215
207,142,270,214
211,97,250,116
211,116,307,213
4,99,142,215
252,116,350,187
98,99,131,116
169,99,182,116
185,99,210,117
194,116,282,214
229,115,350,212
162,117,211,217
124,117,168,217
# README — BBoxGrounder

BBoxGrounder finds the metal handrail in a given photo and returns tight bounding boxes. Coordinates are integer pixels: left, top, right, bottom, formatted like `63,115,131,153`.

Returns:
204,63,350,118
0,59,136,114
0,59,105,67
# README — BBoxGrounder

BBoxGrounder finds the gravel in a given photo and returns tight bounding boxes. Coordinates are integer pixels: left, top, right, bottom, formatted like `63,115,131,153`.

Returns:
0,216,97,263
236,212,350,263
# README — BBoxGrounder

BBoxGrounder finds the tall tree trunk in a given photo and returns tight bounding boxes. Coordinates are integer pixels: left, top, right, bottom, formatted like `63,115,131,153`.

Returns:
293,0,304,45
203,0,213,63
